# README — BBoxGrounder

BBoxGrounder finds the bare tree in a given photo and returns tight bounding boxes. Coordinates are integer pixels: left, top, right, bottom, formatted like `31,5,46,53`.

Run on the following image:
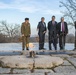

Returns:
60,0,76,26
0,21,21,42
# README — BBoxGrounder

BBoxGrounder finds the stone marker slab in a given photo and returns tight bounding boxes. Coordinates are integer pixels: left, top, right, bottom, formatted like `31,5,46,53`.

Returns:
1,73,76,75
34,55,63,68
62,60,71,66
72,55,76,58
67,58,76,67
66,51,76,55
49,73,76,75
0,67,10,74
0,74,43,75
54,66,76,73
0,55,33,68
13,69,30,74
34,69,54,73
48,73,64,75
51,54,70,58
63,73,76,75
0,55,63,69
13,69,54,74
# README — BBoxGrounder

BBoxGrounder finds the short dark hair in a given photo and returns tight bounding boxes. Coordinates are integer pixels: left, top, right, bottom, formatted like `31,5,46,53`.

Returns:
25,18,29,20
41,17,45,19
61,17,64,19
52,16,55,18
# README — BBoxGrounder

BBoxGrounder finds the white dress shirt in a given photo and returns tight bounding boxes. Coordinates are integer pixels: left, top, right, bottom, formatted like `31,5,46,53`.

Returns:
61,22,62,31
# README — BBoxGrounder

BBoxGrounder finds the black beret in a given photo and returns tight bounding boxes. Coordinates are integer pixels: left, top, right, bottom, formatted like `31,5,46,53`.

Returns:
41,17,45,19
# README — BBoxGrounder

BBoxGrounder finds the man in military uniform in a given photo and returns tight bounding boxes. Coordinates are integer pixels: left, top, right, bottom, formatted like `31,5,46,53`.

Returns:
21,18,31,50
37,17,46,50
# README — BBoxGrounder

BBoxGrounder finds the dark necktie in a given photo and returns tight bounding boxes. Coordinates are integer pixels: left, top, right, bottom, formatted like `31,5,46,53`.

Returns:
43,23,45,27
62,22,65,32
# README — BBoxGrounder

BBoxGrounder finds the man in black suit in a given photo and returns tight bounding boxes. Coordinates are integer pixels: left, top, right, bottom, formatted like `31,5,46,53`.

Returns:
57,17,68,50
48,16,58,50
37,17,46,50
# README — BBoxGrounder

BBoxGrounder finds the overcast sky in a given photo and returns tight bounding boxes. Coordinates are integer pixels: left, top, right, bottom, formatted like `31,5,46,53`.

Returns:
0,0,74,35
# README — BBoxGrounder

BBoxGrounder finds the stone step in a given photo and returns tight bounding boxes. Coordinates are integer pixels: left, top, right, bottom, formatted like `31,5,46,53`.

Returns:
1,73,76,75
0,55,63,69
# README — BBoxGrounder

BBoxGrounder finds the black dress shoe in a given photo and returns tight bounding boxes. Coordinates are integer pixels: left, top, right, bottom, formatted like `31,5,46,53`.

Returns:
39,48,41,50
49,48,52,50
60,48,63,50
55,48,57,50
22,49,25,51
49,49,52,51
26,48,29,50
39,48,43,50
55,47,57,50
42,48,46,50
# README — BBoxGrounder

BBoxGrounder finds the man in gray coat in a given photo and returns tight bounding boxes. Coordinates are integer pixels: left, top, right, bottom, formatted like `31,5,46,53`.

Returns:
37,17,47,50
